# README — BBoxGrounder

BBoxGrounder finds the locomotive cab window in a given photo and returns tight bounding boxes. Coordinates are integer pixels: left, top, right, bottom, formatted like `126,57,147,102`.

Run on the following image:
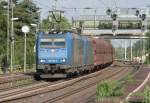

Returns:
40,42,52,46
40,38,52,48
54,38,66,47
40,38,66,48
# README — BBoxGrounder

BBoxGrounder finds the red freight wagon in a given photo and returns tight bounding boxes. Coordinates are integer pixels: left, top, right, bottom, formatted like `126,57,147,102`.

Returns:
92,38,113,67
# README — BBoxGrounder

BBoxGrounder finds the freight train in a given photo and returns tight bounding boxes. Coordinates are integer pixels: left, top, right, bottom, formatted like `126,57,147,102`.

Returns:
34,32,113,79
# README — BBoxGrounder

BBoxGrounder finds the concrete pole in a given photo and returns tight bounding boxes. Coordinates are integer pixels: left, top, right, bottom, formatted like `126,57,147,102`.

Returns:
7,0,10,66
142,33,145,63
140,36,142,63
143,38,145,63
124,40,127,60
130,39,133,61
37,11,40,32
24,33,27,72
113,32,116,36
121,39,124,60
94,9,96,28
10,0,14,73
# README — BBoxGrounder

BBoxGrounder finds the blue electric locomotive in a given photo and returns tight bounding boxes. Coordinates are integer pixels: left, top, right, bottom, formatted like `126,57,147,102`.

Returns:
35,32,91,79
35,31,113,79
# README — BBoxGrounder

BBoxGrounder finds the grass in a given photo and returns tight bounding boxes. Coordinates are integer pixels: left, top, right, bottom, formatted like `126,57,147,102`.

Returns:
0,67,35,75
96,80,123,102
138,86,150,103
96,70,136,102
144,57,150,65
14,79,33,86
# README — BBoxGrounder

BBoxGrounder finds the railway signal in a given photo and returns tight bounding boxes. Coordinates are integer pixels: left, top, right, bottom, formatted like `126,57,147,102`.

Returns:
111,13,117,21
135,10,140,16
141,14,147,33
134,9,147,33
111,13,118,36
106,9,118,36
106,8,112,15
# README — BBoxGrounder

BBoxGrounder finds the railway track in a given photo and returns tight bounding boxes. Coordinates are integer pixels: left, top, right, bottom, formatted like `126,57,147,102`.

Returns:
43,66,130,103
0,79,67,102
0,73,34,84
0,73,35,92
0,64,131,103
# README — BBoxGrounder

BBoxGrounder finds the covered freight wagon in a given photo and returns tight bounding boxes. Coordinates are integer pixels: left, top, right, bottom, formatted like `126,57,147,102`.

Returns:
92,37,113,68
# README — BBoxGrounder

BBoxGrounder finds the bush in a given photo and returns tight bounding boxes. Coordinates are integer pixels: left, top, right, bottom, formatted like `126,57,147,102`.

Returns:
96,80,123,102
142,86,150,103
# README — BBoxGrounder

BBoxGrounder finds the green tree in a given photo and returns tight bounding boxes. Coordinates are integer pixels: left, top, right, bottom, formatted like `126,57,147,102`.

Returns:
0,0,39,70
132,31,150,64
41,15,71,32
0,1,7,60
13,0,39,68
132,40,143,57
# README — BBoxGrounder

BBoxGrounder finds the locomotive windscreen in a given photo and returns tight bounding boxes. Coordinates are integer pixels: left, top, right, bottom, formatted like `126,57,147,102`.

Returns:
40,38,66,48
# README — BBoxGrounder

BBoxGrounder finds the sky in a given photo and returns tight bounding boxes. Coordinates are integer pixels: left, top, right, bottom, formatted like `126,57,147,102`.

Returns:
33,0,149,48
33,0,150,19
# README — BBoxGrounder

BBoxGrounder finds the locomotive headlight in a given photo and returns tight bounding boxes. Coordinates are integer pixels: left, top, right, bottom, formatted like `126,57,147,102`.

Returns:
51,49,55,52
40,59,45,62
62,59,66,62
